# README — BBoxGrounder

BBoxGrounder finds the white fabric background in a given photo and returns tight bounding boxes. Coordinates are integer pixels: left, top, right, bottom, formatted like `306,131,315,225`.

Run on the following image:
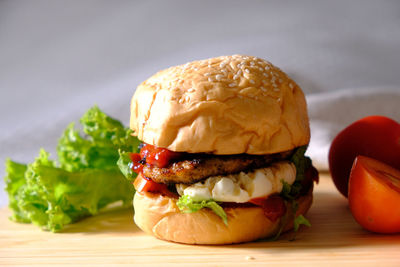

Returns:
1,0,399,207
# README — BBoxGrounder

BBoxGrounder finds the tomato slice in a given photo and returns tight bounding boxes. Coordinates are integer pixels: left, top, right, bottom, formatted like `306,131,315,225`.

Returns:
134,175,177,198
249,194,286,222
348,156,400,233
329,115,400,197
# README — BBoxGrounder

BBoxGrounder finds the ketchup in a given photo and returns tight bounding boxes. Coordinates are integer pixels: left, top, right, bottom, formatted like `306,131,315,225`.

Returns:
130,144,182,198
130,144,184,174
130,153,144,173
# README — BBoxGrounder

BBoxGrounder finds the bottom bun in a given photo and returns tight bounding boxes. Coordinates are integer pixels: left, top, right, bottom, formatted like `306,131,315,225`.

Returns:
133,185,313,245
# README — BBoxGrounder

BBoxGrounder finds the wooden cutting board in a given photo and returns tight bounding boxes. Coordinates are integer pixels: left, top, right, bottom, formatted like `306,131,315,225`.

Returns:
1,172,400,266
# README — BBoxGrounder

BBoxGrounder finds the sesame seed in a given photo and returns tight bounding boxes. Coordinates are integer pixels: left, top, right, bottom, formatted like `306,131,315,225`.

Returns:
289,83,294,89
221,69,227,74
263,72,269,77
215,74,224,81
258,67,264,71
265,66,270,70
204,72,211,76
188,88,195,92
273,87,280,92
178,98,184,104
237,69,242,75
220,62,227,68
261,87,267,91
233,74,239,80
244,69,250,74
185,95,190,102
208,64,212,68
193,67,198,71
250,61,255,66
250,79,255,84
277,97,281,102
208,77,214,82
229,83,236,87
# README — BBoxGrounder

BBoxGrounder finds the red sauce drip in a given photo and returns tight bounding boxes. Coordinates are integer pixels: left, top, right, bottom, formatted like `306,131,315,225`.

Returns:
249,194,286,222
133,174,178,198
130,153,143,173
140,144,183,168
130,144,185,174
129,144,183,197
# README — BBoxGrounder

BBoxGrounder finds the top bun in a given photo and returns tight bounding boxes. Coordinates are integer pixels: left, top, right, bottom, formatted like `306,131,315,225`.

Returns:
130,55,310,154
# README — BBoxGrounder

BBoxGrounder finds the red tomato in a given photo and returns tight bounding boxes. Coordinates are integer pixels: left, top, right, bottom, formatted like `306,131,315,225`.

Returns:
349,156,400,233
249,195,286,222
329,116,400,197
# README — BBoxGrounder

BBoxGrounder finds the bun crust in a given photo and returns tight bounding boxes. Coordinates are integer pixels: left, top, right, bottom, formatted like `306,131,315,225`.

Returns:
130,55,310,154
133,185,313,245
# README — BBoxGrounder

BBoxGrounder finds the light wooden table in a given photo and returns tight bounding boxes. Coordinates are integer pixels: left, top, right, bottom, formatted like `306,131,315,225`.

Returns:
1,173,400,266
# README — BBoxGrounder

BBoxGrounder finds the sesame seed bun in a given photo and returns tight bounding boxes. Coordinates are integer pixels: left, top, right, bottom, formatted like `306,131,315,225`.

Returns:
130,55,310,154
133,183,313,245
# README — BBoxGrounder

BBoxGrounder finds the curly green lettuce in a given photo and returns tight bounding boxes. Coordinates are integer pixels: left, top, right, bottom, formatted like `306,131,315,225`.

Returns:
176,195,228,225
4,106,139,232
57,106,140,171
117,151,137,182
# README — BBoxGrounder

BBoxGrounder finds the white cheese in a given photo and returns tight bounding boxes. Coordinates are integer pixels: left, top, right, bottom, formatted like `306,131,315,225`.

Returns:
176,161,296,203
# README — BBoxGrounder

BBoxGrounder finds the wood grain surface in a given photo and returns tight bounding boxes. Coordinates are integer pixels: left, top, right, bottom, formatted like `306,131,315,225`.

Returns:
1,173,400,266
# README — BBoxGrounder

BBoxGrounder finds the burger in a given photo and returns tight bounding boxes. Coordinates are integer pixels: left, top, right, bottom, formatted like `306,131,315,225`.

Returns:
122,55,318,244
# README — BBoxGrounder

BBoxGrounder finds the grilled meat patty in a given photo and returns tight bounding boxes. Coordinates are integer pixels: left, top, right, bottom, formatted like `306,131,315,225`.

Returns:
142,150,293,184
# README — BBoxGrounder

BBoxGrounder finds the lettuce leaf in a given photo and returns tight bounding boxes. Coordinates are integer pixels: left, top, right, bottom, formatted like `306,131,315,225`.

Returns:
280,146,313,201
57,105,139,172
4,106,138,232
176,195,228,225
117,151,137,181
4,160,29,223
290,145,312,182
293,214,311,232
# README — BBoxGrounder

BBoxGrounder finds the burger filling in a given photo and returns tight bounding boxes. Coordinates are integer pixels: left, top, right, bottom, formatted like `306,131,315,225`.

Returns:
118,143,318,229
175,161,296,203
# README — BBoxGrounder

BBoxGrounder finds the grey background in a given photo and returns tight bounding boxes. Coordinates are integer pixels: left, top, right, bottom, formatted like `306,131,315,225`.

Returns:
1,0,400,207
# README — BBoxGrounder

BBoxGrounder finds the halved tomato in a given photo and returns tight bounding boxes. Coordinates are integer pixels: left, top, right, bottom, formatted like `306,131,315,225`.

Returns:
329,116,400,197
348,156,400,233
